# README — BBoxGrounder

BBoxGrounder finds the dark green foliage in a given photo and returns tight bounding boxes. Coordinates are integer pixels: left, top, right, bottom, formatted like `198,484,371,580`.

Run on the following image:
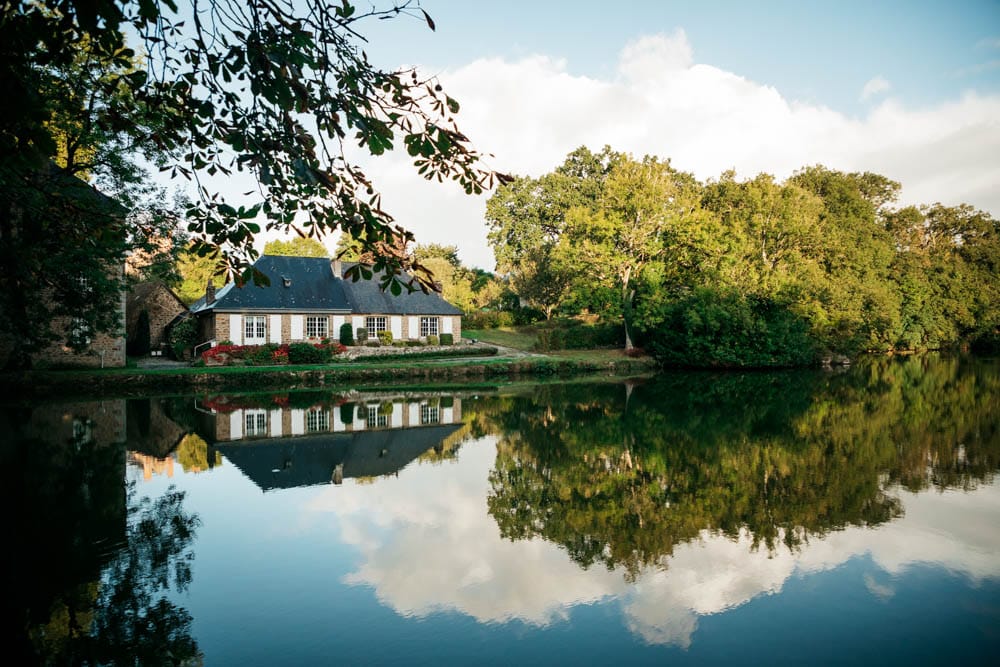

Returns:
129,310,151,357
169,318,198,359
339,322,354,346
356,327,368,343
535,321,623,351
638,288,818,368
513,307,547,325
340,403,355,426
287,343,329,365
440,333,454,345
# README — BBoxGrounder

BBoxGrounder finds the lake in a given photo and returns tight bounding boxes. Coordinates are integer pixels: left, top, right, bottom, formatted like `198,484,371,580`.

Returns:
7,354,1000,665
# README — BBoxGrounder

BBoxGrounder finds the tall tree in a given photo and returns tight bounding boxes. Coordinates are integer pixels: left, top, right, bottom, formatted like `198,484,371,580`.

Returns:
557,155,687,349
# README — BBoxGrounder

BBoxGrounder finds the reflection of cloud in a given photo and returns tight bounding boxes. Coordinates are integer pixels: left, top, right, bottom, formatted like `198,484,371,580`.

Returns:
307,439,1000,648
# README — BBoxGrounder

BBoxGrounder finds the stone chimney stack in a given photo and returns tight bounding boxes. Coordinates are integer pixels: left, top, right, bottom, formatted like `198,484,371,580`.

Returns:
331,258,342,278
206,278,216,305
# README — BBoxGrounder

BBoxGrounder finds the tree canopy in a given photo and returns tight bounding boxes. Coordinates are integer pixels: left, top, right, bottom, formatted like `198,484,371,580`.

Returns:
487,147,1000,363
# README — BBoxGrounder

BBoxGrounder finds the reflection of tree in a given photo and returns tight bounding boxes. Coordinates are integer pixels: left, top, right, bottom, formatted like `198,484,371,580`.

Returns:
3,410,202,665
485,356,1000,579
176,433,222,473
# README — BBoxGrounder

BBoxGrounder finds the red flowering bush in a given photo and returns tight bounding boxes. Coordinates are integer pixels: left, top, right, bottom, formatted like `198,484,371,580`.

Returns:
201,342,346,366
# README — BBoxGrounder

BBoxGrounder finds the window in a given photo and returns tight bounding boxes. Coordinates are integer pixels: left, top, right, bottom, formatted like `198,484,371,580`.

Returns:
419,317,439,337
420,403,440,425
306,408,330,432
245,409,267,436
366,406,388,429
244,315,266,343
69,317,91,346
366,316,387,339
306,316,328,339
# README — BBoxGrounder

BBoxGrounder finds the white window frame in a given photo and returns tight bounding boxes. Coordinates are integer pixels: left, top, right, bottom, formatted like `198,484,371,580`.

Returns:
306,408,330,432
244,409,267,437
420,403,440,425
306,316,328,339
244,315,267,343
366,316,387,339
419,316,439,337
366,405,388,429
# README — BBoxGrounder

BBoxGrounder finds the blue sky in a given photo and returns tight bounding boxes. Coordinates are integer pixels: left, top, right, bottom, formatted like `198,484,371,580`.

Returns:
214,1,1000,268
363,0,1000,117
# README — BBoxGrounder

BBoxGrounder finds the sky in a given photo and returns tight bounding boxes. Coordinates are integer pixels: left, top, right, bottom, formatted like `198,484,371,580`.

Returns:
259,0,1000,269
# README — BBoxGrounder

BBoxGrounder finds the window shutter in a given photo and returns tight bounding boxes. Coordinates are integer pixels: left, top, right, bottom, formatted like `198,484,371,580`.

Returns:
291,315,304,340
230,411,243,439
229,314,242,344
390,316,402,339
442,317,453,334
269,315,282,343
408,316,418,339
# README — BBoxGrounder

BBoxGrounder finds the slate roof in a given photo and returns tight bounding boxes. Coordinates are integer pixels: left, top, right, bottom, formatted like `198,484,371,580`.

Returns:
191,256,461,316
215,423,462,491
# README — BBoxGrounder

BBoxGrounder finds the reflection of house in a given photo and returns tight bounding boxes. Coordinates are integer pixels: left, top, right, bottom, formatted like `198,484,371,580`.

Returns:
212,397,462,441
216,425,462,491
189,255,462,347
206,396,463,491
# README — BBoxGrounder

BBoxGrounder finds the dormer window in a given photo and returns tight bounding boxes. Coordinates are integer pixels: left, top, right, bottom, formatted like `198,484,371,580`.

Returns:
282,276,292,288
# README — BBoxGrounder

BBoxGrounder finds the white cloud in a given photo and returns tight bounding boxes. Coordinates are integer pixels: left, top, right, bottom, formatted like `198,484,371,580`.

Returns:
860,75,891,100
355,32,1000,269
306,436,1000,648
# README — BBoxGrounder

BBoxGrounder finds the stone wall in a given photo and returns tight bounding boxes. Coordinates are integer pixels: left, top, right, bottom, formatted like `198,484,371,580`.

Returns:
126,283,188,352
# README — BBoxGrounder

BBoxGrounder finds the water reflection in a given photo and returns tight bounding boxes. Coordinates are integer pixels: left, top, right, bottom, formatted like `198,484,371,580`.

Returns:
3,400,201,664
5,355,1000,660
192,392,466,490
315,355,1000,648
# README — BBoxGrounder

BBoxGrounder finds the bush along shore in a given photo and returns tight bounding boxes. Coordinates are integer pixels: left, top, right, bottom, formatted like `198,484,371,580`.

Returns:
0,351,656,399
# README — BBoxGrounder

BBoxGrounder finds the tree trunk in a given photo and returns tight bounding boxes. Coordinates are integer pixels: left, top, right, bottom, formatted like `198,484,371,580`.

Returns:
622,267,634,351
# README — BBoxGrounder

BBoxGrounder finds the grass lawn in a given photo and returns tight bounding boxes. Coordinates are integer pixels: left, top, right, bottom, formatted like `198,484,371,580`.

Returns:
464,327,539,351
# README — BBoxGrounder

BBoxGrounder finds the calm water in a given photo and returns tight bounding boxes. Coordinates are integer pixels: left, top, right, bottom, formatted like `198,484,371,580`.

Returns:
6,355,1000,665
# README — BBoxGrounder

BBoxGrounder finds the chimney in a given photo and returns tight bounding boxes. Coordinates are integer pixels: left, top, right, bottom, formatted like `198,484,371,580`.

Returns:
206,278,216,305
331,258,342,278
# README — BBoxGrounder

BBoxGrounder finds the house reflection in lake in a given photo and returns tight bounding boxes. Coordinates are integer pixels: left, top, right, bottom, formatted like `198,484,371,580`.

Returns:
203,394,464,492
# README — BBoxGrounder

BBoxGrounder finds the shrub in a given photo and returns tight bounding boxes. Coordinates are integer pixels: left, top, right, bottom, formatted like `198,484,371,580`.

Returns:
378,330,393,345
287,342,330,364
169,317,199,359
638,287,819,368
439,333,454,345
356,327,368,343
513,307,546,325
339,322,354,346
392,340,406,347
405,340,423,347
426,334,439,346
364,340,381,347
534,322,623,351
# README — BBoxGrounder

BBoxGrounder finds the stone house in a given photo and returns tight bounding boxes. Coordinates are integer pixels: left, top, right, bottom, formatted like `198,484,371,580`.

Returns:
126,281,189,355
189,255,462,348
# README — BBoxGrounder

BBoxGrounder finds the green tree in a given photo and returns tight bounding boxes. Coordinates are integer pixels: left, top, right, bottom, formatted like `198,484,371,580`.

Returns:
486,146,620,318
556,155,688,349
263,237,329,258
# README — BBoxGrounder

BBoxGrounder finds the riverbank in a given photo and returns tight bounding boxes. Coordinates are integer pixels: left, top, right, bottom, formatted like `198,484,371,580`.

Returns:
0,352,656,399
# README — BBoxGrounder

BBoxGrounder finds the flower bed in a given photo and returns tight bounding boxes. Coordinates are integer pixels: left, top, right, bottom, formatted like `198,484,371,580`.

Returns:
201,342,347,366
